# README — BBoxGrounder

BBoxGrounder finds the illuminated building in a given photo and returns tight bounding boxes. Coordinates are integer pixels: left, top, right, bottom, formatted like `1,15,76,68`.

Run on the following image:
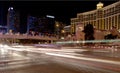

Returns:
71,1,120,34
27,16,37,34
27,15,55,34
38,16,55,34
0,26,7,34
14,12,20,33
63,25,71,36
55,21,65,37
76,23,84,41
7,7,20,33
7,7,14,33
71,18,79,34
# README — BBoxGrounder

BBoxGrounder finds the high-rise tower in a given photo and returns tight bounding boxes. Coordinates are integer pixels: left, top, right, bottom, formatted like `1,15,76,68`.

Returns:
7,7,20,33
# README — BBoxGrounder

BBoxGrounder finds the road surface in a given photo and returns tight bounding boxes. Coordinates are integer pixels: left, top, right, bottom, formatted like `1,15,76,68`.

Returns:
0,44,120,73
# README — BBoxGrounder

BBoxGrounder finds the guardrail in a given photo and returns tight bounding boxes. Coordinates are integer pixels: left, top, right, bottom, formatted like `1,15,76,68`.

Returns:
0,34,58,41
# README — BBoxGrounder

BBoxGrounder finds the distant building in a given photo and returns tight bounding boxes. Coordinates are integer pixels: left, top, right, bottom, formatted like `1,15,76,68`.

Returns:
27,16,37,34
27,15,55,34
63,25,71,36
14,11,20,33
7,7,20,33
71,1,120,34
55,21,66,37
0,25,7,34
71,18,79,34
38,17,55,34
75,23,84,41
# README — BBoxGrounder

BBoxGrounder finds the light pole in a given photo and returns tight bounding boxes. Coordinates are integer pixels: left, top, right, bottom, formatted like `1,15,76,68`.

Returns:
56,23,60,38
61,29,65,36
61,29,65,40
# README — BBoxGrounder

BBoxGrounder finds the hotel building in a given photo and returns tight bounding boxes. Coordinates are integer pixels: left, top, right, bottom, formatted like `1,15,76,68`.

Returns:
63,25,71,37
71,1,120,34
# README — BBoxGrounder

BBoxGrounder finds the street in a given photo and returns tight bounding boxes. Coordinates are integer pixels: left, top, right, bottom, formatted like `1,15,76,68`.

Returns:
0,44,120,73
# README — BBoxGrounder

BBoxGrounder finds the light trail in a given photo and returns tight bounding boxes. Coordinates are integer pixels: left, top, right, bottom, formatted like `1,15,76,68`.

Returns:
10,44,86,53
1,44,120,72
45,52,120,65
1,44,120,65
56,39,120,44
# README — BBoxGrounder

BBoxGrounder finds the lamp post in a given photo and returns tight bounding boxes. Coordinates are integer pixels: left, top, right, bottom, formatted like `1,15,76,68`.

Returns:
61,30,65,35
61,29,65,38
56,23,60,38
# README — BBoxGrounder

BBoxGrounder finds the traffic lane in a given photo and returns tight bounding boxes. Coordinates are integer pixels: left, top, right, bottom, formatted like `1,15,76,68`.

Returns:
0,58,114,73
0,52,119,73
0,61,80,73
45,53,120,73
75,50,120,61
6,47,120,70
0,46,119,71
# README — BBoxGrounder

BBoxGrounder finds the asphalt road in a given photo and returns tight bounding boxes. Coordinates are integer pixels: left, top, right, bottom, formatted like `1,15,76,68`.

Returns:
0,55,118,73
0,45,120,73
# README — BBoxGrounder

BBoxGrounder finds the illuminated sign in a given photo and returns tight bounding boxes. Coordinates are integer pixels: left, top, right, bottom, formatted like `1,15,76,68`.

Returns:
46,15,55,18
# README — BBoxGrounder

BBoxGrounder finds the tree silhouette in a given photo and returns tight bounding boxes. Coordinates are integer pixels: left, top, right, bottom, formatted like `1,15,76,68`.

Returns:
104,34,117,39
104,26,118,39
83,24,95,45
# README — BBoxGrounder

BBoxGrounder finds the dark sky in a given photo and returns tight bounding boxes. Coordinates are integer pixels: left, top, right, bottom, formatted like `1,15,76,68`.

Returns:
3,1,118,23
0,0,118,33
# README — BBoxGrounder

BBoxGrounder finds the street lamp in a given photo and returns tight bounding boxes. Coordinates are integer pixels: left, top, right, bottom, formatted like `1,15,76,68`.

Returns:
55,22,60,38
56,24,59,27
61,29,65,38
60,30,65,40
61,30,65,33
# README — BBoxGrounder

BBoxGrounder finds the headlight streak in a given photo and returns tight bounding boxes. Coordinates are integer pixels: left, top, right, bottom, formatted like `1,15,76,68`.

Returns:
45,52,120,65
56,39,120,44
1,44,120,66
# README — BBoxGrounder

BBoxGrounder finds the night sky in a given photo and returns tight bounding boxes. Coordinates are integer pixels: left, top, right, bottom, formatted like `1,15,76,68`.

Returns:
0,0,118,33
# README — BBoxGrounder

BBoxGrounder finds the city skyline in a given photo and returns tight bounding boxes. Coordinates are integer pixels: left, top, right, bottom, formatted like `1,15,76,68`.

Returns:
0,1,118,33
0,1,117,23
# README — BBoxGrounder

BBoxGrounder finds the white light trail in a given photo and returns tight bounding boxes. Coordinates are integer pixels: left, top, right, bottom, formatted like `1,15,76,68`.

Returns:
56,39,120,44
45,52,120,65
1,44,120,66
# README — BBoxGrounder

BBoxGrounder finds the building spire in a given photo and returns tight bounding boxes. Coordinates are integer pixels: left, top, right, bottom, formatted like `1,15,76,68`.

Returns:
96,2,104,9
8,7,14,11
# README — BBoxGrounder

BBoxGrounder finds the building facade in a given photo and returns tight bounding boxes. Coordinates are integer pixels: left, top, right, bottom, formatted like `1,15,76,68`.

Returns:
64,25,71,35
76,23,84,41
14,12,20,33
62,25,71,40
7,7,20,33
71,1,120,34
55,21,66,36
0,26,7,34
27,16,37,34
27,16,55,35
